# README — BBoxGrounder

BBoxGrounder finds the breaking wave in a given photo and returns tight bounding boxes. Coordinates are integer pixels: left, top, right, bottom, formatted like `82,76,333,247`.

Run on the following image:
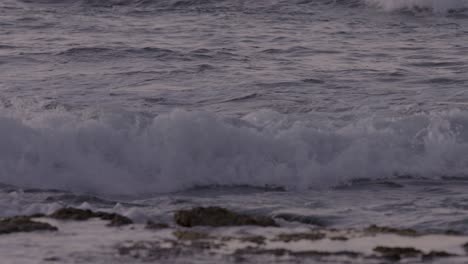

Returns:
364,0,468,13
1,108,468,195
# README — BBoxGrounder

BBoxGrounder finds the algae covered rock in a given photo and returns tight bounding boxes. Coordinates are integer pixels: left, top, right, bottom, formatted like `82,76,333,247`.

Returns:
96,212,133,226
174,206,277,227
373,246,453,261
235,247,360,258
0,216,58,234
173,230,211,240
365,225,419,236
50,208,96,221
422,251,455,261
275,232,326,242
50,207,132,226
374,246,422,261
146,221,169,230
239,235,266,245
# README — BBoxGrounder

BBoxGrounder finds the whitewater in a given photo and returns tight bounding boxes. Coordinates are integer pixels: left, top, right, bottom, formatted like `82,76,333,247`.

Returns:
1,0,468,263
1,0,468,194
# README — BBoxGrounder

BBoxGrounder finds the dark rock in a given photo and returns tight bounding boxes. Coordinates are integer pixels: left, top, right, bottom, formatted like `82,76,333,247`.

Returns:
95,211,132,226
50,207,132,226
235,247,289,256
374,246,422,260
463,242,468,253
188,240,219,250
106,214,133,227
29,213,46,218
365,225,419,236
374,246,422,255
422,251,455,261
145,221,169,230
330,236,349,241
293,251,360,258
444,230,462,235
173,230,210,240
0,216,58,234
43,256,60,262
50,208,96,220
239,235,266,245
235,247,360,258
275,232,325,242
174,207,277,227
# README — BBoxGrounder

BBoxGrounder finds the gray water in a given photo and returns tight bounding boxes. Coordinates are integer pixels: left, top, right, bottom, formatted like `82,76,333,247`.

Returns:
2,0,468,116
2,0,468,253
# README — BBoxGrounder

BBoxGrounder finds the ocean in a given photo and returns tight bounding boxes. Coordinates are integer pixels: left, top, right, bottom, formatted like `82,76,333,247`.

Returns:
1,0,468,263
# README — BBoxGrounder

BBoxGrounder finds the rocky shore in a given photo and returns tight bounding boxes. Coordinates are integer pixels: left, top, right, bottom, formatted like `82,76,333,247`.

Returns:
2,206,468,263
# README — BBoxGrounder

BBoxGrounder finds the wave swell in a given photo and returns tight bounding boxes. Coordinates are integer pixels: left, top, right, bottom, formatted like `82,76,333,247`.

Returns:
16,0,468,14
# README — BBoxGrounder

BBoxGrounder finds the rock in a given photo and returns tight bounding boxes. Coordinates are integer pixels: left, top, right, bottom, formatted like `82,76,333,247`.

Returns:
374,246,422,261
95,211,133,226
106,214,133,227
173,230,210,240
422,251,455,260
235,248,290,256
28,213,47,218
43,256,60,262
464,242,468,253
293,251,360,258
235,247,360,258
0,216,58,234
330,236,348,241
145,221,169,230
365,225,419,236
174,207,277,227
275,232,325,242
239,235,266,245
50,207,132,226
444,230,462,235
50,208,96,220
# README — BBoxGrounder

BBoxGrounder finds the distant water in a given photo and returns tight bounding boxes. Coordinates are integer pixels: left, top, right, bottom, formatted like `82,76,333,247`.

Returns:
2,0,468,235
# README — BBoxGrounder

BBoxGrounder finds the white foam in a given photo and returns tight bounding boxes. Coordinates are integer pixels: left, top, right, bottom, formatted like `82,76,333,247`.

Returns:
364,0,467,13
1,109,468,195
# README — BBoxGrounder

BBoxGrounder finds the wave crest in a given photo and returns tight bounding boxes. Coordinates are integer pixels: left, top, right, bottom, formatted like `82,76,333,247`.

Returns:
1,109,468,195
364,0,468,13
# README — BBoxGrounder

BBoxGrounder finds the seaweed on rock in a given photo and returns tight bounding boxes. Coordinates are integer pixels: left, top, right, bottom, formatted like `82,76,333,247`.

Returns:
0,216,58,234
174,206,277,227
50,207,132,226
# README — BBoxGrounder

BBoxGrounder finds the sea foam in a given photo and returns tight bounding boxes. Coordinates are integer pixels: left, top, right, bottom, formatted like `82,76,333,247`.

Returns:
1,108,468,195
364,0,468,13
